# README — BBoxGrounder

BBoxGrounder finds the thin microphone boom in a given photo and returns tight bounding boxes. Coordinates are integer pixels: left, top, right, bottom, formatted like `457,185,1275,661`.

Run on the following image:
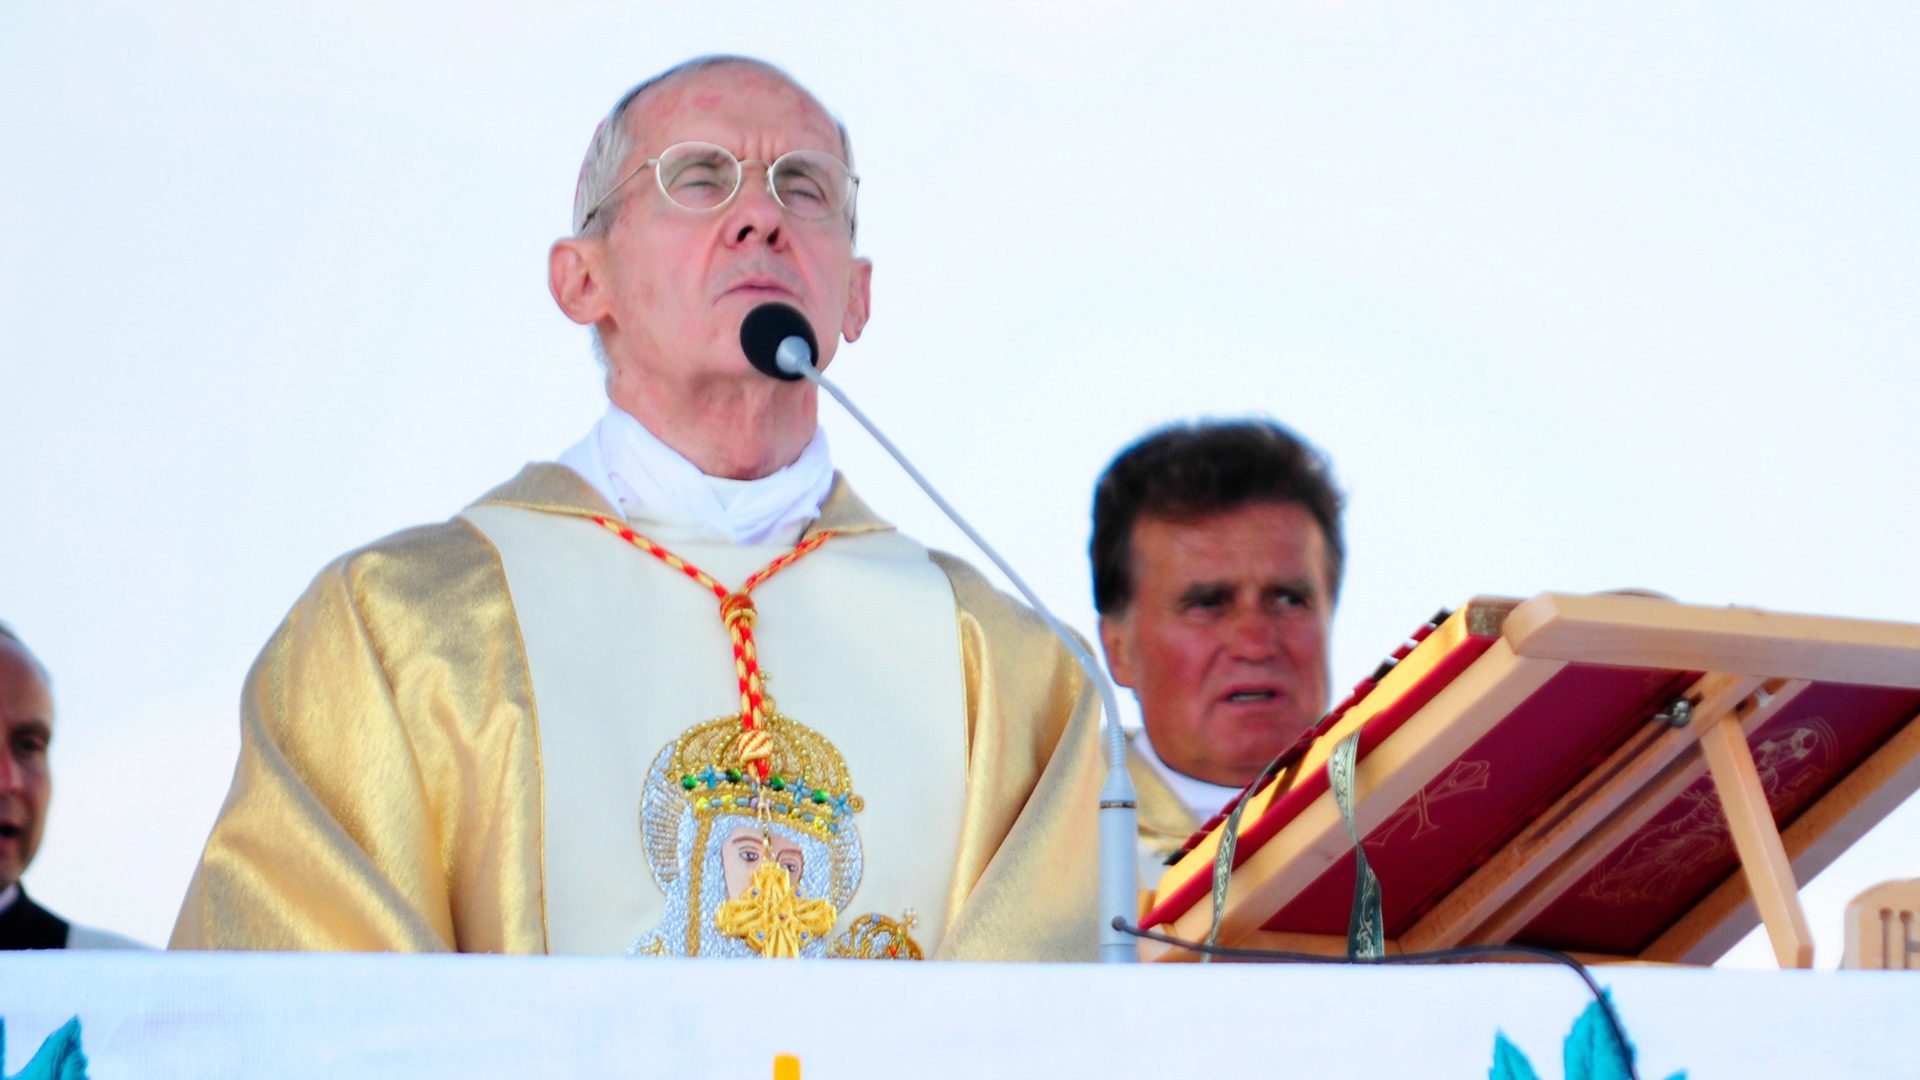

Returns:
740,302,1139,963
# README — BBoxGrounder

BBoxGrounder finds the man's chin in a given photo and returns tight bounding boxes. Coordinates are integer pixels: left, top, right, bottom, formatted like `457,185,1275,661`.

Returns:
0,832,36,876
1212,732,1315,778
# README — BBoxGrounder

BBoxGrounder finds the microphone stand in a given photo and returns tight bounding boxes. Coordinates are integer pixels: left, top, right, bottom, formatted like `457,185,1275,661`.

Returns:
778,343,1140,964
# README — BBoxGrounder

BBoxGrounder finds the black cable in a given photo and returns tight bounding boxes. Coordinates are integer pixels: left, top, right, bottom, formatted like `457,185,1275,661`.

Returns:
1113,918,1641,1080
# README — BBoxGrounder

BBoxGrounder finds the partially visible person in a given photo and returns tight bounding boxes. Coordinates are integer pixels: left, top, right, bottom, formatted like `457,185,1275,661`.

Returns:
1089,420,1345,867
0,622,146,950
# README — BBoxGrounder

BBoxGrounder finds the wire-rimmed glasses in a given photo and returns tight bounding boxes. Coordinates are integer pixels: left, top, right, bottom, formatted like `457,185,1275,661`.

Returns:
580,141,858,230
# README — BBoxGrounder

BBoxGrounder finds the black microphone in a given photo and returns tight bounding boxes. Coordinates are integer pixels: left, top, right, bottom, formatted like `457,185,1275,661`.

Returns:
739,302,819,382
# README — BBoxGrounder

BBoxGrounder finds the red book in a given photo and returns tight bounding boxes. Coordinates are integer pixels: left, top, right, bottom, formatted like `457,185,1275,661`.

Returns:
1141,592,1920,966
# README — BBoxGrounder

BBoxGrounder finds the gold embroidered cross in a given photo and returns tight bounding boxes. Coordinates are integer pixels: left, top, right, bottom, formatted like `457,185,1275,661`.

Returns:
1368,758,1492,846
716,859,837,958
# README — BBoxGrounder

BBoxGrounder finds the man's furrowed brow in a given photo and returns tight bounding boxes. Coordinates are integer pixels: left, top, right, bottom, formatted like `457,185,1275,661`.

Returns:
1176,582,1235,607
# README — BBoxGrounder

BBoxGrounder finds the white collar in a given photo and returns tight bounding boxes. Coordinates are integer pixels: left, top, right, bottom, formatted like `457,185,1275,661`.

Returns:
558,404,834,546
1134,729,1246,822
0,883,18,914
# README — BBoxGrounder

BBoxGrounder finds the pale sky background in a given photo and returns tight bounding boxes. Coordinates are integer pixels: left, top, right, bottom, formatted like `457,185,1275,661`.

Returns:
2,3,1915,968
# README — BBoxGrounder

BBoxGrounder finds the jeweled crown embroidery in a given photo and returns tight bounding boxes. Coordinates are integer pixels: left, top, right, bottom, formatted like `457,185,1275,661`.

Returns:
629,712,869,958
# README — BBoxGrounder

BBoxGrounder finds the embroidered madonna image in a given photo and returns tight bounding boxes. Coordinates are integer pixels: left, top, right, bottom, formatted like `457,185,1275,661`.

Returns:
629,712,868,958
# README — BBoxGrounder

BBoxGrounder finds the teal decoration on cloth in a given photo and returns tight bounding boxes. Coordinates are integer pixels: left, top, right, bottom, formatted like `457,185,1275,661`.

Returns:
0,1016,89,1080
1329,730,1384,960
1490,1032,1543,1080
1489,993,1685,1080
1564,995,1636,1080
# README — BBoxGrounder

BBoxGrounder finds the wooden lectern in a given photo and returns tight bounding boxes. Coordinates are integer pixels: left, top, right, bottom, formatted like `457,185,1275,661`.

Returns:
1139,593,1920,967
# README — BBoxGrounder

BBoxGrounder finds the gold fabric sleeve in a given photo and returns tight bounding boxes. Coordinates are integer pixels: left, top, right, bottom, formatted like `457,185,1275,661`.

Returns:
1129,742,1203,867
926,552,1103,961
170,519,548,953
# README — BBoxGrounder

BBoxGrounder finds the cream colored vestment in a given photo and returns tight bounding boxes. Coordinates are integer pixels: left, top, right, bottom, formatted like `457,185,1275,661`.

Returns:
172,465,1101,960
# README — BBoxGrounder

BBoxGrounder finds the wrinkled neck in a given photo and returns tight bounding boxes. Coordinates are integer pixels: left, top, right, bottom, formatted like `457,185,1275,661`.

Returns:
607,366,817,480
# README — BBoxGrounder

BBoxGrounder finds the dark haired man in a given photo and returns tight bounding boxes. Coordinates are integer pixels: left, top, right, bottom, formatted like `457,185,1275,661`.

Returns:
1090,420,1344,864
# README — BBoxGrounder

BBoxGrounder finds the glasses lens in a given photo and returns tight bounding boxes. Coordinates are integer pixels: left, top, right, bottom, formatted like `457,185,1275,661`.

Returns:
770,150,852,220
657,143,741,210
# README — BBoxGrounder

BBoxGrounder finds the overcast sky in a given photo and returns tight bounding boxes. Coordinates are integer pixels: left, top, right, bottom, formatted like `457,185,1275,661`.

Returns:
3,2,1916,966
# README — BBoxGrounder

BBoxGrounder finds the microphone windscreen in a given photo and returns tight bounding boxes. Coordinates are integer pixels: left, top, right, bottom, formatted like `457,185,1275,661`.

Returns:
739,303,818,382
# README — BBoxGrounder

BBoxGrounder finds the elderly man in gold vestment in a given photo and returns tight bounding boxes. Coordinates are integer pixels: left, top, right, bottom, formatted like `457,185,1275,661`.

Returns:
172,56,1101,959
1090,420,1345,870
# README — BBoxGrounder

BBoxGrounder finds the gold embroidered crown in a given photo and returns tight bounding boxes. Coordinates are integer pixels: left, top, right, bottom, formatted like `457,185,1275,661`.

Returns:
667,712,864,839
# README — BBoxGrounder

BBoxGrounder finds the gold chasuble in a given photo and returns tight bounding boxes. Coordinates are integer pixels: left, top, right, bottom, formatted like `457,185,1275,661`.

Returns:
171,464,1102,960
1128,742,1203,871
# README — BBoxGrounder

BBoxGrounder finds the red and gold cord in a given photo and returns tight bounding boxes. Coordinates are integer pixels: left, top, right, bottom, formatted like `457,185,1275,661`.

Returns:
590,515,838,781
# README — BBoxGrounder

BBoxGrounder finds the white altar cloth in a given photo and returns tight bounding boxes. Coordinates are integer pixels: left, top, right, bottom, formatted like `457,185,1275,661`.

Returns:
3,952,1916,1077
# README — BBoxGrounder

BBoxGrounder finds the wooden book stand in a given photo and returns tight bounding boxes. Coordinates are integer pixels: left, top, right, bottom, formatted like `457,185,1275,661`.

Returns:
1842,878,1920,969
1139,593,1920,968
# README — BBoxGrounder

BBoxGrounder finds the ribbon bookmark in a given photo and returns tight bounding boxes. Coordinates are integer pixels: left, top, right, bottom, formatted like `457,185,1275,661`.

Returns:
1329,730,1385,960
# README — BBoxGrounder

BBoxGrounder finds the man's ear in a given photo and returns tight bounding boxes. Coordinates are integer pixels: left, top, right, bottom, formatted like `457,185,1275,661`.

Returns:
549,238,611,326
839,256,873,343
1099,615,1137,690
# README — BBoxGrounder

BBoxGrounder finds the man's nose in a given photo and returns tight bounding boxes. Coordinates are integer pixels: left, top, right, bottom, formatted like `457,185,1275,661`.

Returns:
1225,609,1285,660
723,166,786,248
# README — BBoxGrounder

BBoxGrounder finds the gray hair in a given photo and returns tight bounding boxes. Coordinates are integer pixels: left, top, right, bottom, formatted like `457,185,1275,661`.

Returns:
572,55,857,240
